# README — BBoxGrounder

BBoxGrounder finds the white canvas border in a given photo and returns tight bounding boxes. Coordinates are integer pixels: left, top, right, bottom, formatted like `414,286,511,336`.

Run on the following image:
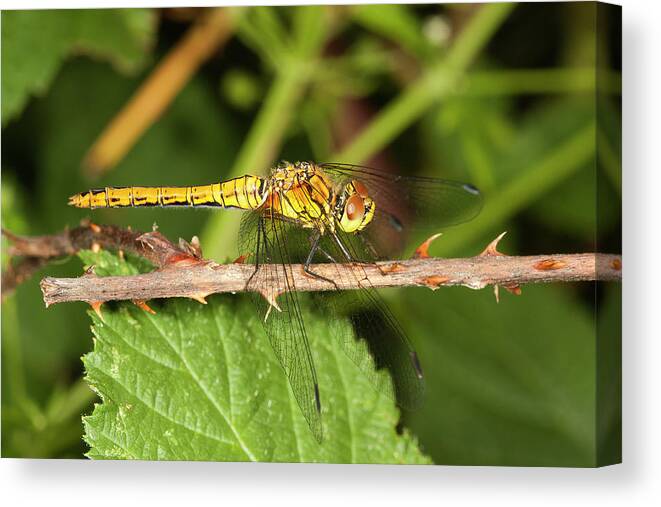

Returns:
2,0,658,506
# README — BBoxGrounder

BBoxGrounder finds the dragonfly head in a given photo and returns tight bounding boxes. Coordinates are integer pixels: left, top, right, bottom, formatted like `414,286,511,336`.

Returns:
336,180,375,233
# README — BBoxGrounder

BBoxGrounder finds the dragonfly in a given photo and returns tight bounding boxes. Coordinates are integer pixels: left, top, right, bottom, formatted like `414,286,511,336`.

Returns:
69,161,482,442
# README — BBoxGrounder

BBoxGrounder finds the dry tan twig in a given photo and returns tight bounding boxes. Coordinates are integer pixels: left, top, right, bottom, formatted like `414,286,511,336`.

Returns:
83,8,234,177
1,223,621,310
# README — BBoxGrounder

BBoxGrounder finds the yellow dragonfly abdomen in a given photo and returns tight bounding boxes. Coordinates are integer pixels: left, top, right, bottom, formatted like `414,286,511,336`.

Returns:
68,175,266,211
69,163,373,233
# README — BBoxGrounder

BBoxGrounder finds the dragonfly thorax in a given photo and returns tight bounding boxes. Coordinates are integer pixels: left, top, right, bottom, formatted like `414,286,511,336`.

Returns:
265,162,375,235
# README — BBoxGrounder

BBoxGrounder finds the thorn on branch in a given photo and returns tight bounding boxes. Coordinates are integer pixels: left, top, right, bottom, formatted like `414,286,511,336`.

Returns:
133,299,156,314
478,231,522,302
190,295,208,305
178,236,203,258
233,254,249,264
479,231,508,257
505,285,522,296
90,301,105,321
260,289,283,322
413,233,443,259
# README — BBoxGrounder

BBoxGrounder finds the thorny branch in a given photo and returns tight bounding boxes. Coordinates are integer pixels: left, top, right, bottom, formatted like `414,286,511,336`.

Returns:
1,223,621,312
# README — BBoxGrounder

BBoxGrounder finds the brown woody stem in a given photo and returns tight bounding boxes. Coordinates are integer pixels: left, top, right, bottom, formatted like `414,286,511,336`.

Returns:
83,8,234,176
1,224,621,307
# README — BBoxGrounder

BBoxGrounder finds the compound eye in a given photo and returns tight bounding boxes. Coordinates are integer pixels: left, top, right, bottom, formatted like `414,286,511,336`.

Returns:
352,180,369,198
345,194,365,221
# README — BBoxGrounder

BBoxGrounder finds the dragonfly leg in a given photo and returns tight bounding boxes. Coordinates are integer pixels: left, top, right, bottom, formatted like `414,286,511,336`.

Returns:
330,233,377,285
304,232,339,288
330,232,355,262
304,225,339,263
317,247,338,263
245,217,265,288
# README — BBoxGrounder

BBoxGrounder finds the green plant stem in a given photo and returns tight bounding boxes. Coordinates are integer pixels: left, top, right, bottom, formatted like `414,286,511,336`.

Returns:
201,69,310,260
46,377,97,425
234,66,311,177
334,2,515,164
460,68,621,96
201,10,329,260
435,122,597,256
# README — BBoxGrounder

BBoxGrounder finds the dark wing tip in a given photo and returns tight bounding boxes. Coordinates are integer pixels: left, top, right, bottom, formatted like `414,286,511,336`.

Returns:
462,183,481,196
460,183,484,223
410,351,423,380
314,383,321,413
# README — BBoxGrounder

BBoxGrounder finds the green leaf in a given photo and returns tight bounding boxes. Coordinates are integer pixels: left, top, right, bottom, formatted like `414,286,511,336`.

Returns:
1,9,155,126
81,251,430,463
403,285,597,467
596,284,621,465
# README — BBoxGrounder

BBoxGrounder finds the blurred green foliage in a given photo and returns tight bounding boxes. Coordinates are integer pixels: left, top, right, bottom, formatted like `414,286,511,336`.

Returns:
1,9,156,126
1,3,620,465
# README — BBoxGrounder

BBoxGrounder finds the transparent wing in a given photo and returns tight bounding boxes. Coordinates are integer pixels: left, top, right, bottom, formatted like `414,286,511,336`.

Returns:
307,229,425,410
238,209,424,423
238,211,323,442
321,162,483,257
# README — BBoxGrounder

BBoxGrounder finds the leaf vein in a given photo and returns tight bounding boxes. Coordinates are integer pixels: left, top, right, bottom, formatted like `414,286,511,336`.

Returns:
152,304,258,461
91,366,236,449
103,319,185,374
212,304,234,424
330,339,356,463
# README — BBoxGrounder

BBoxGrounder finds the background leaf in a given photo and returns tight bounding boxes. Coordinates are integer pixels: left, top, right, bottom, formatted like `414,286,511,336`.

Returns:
403,285,596,467
82,251,430,464
1,9,156,126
